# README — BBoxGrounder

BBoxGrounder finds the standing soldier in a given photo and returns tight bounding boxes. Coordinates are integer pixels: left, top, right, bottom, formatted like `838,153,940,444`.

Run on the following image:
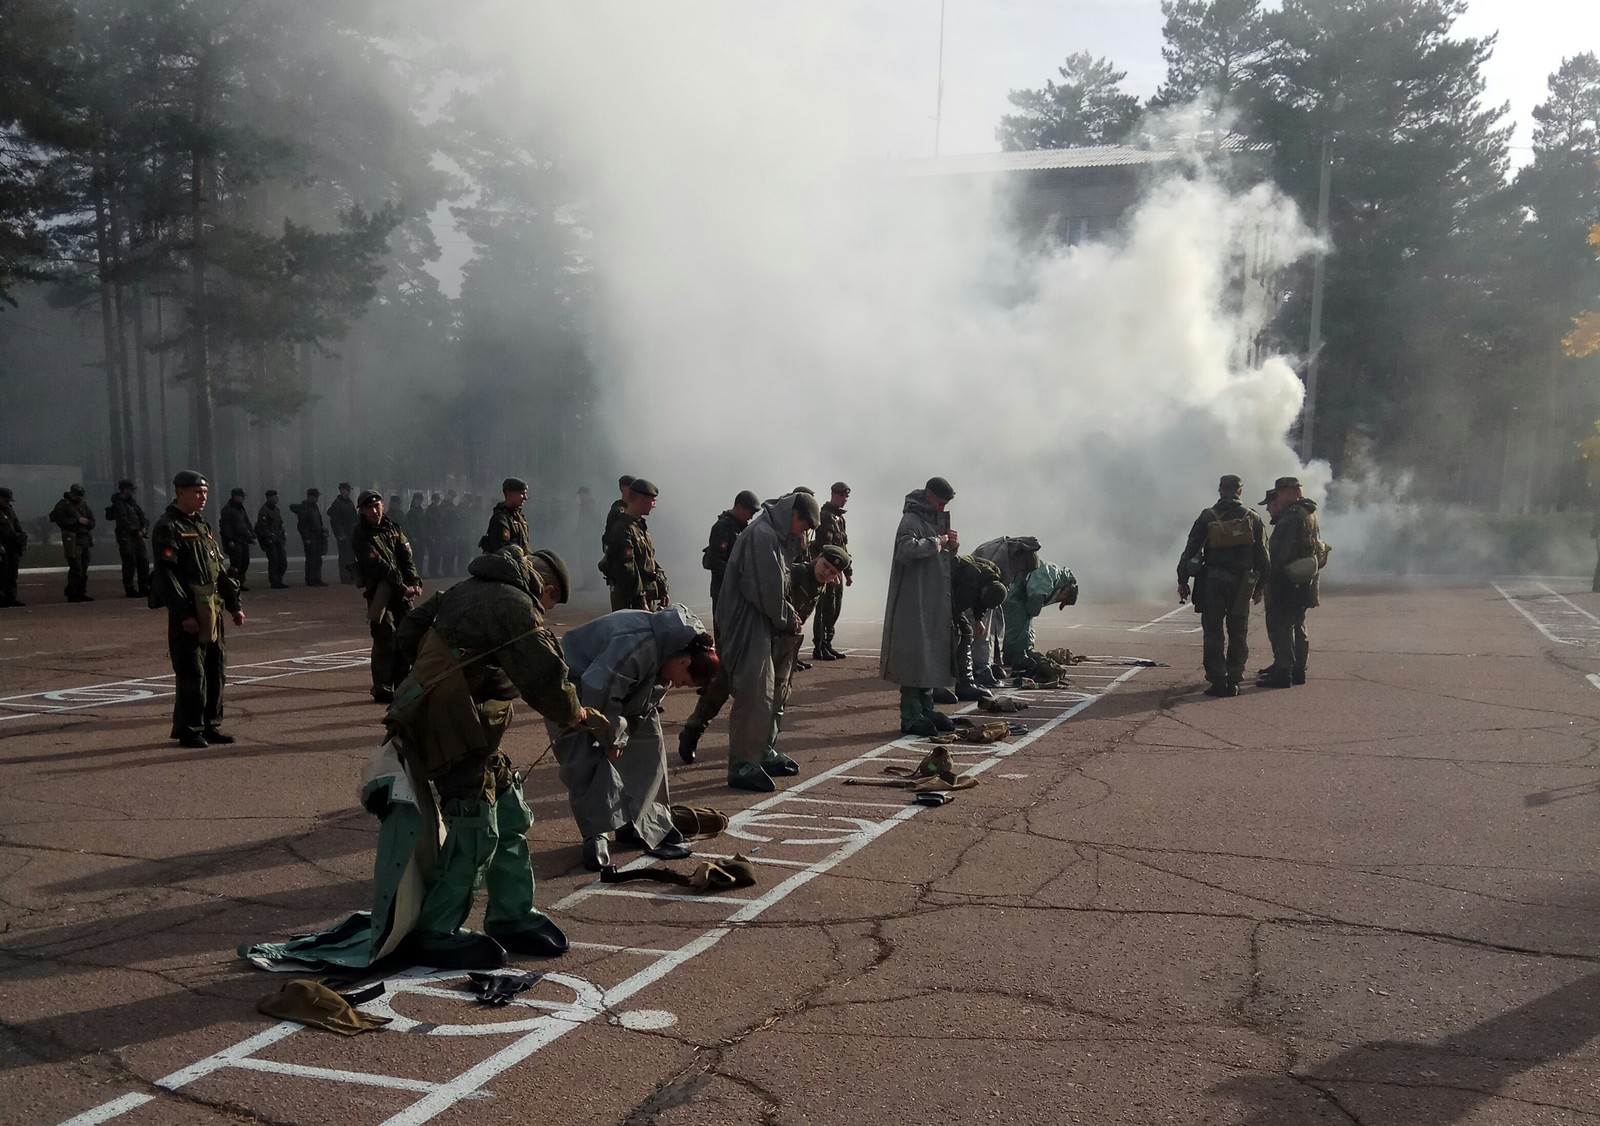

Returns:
716,492,820,792
881,478,960,736
153,470,245,749
352,491,422,704
677,489,759,763
604,478,669,611
0,487,29,607
289,488,329,586
406,492,430,577
106,479,151,599
255,490,290,589
425,492,448,577
481,478,530,553
218,488,254,591
1258,476,1324,689
1178,475,1269,697
812,482,852,660
598,474,635,588
328,482,359,585
49,483,95,603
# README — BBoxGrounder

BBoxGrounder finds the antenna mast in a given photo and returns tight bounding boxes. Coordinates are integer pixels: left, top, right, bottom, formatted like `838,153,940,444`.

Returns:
934,0,947,155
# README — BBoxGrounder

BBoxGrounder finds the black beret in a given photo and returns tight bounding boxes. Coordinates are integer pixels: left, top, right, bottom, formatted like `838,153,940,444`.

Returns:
618,474,636,489
357,490,383,508
306,487,321,496
117,479,134,490
265,489,279,498
792,492,822,529
734,490,759,510
230,487,246,497
925,476,955,500
502,477,528,493
629,478,659,497
979,581,1008,612
68,483,86,495
831,481,851,495
173,470,207,489
529,548,571,604
0,487,12,499
817,544,852,571
338,482,353,490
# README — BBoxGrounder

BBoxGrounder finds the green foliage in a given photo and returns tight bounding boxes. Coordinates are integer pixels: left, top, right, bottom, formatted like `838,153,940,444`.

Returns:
996,53,1142,151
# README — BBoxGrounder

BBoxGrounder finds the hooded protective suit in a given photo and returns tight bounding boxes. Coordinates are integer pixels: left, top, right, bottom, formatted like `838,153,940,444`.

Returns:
551,605,704,846
1002,561,1077,666
880,490,953,688
973,536,1042,669
715,494,802,766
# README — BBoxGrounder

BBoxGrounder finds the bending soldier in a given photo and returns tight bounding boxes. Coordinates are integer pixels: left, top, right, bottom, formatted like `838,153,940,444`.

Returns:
353,491,423,704
107,479,151,599
767,545,849,773
554,604,717,870
1178,474,1269,697
219,488,254,592
50,483,95,603
153,470,245,749
811,483,853,661
1002,560,1080,682
971,535,1042,687
950,554,1009,700
255,491,289,589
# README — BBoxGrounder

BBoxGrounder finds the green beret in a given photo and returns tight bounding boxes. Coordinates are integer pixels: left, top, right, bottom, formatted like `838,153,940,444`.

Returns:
792,492,821,529
979,581,1008,611
529,548,571,604
734,490,759,510
173,470,207,489
818,544,852,571
502,477,528,493
925,476,955,500
629,478,660,497
831,481,851,495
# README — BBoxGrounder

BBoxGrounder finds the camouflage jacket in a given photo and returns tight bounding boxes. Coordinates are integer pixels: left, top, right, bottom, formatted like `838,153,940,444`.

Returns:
0,503,28,553
702,509,750,601
50,494,94,549
605,514,668,609
481,502,529,553
815,503,851,575
152,503,241,618
254,502,286,545
353,515,421,594
950,554,1003,620
107,494,149,539
218,500,254,549
328,495,358,543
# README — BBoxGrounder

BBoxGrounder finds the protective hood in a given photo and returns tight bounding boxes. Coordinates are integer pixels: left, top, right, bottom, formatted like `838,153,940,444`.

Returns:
1288,498,1318,515
648,603,706,656
902,490,939,519
468,545,535,593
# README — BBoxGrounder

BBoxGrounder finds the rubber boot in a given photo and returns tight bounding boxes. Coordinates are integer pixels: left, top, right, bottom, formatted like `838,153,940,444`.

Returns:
678,722,702,764
953,639,992,701
900,687,936,737
728,761,776,792
482,782,567,957
922,689,955,733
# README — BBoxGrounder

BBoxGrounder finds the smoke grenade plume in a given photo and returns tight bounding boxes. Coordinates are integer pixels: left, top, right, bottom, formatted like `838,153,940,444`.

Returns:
458,4,1324,610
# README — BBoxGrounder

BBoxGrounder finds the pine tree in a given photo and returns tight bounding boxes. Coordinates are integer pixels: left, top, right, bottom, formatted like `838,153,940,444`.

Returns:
996,53,1142,151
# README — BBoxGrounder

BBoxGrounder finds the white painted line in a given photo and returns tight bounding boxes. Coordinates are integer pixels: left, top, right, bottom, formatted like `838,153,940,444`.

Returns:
229,1057,488,1097
1129,605,1190,632
775,794,912,811
1536,582,1600,625
1586,674,1600,693
57,1095,156,1126
60,661,1143,1126
691,851,811,868
1493,582,1586,646
579,887,753,907
568,941,677,956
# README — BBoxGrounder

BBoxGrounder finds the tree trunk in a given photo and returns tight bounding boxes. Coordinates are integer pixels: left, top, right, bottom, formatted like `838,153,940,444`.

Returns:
189,40,216,472
109,185,137,484
130,277,157,492
93,158,127,479
299,342,316,485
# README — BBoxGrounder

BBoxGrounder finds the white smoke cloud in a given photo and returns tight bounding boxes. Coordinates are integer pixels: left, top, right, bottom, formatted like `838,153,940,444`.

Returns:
455,3,1325,608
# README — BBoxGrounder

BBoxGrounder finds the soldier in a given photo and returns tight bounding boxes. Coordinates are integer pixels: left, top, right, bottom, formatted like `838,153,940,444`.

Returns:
289,488,329,586
677,489,760,763
971,536,1043,686
328,482,359,585
949,554,1009,700
49,483,95,603
480,477,530,553
1002,559,1080,682
768,544,850,770
811,483,853,661
218,487,254,591
406,492,430,577
425,492,448,578
1258,476,1324,689
152,470,245,749
604,478,669,611
255,490,290,589
0,487,29,607
881,477,959,737
1178,474,1270,698
106,479,151,598
352,491,422,704
554,605,715,870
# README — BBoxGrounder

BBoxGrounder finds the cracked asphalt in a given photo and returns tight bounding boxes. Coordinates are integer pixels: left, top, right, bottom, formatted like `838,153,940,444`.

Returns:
2,569,1599,1125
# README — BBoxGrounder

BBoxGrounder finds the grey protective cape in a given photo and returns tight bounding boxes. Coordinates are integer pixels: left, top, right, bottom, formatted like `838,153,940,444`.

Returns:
880,490,954,687
714,494,803,765
973,535,1043,666
549,606,705,845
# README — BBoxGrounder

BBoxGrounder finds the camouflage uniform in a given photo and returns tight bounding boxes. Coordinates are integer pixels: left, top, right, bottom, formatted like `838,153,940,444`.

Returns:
812,500,850,651
107,489,152,597
1264,497,1321,683
0,490,28,606
354,511,421,698
1179,496,1270,689
49,489,95,602
153,500,242,741
605,515,668,612
289,494,328,586
255,498,289,588
328,489,359,584
218,496,254,589
481,501,529,554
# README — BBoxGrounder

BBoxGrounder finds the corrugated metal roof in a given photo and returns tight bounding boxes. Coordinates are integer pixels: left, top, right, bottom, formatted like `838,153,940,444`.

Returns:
897,136,1269,177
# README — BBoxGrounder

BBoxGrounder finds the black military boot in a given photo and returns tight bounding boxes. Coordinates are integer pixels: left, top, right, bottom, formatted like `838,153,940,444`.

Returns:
1291,666,1306,685
826,643,847,660
1256,668,1293,689
794,658,812,672
1204,682,1238,698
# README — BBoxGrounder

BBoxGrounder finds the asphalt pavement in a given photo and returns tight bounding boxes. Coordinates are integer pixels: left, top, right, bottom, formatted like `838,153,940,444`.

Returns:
2,567,1598,1125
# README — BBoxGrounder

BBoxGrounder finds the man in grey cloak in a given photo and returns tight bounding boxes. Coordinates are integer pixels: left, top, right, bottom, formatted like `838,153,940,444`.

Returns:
714,491,821,793
881,478,960,737
971,535,1043,686
552,605,719,870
